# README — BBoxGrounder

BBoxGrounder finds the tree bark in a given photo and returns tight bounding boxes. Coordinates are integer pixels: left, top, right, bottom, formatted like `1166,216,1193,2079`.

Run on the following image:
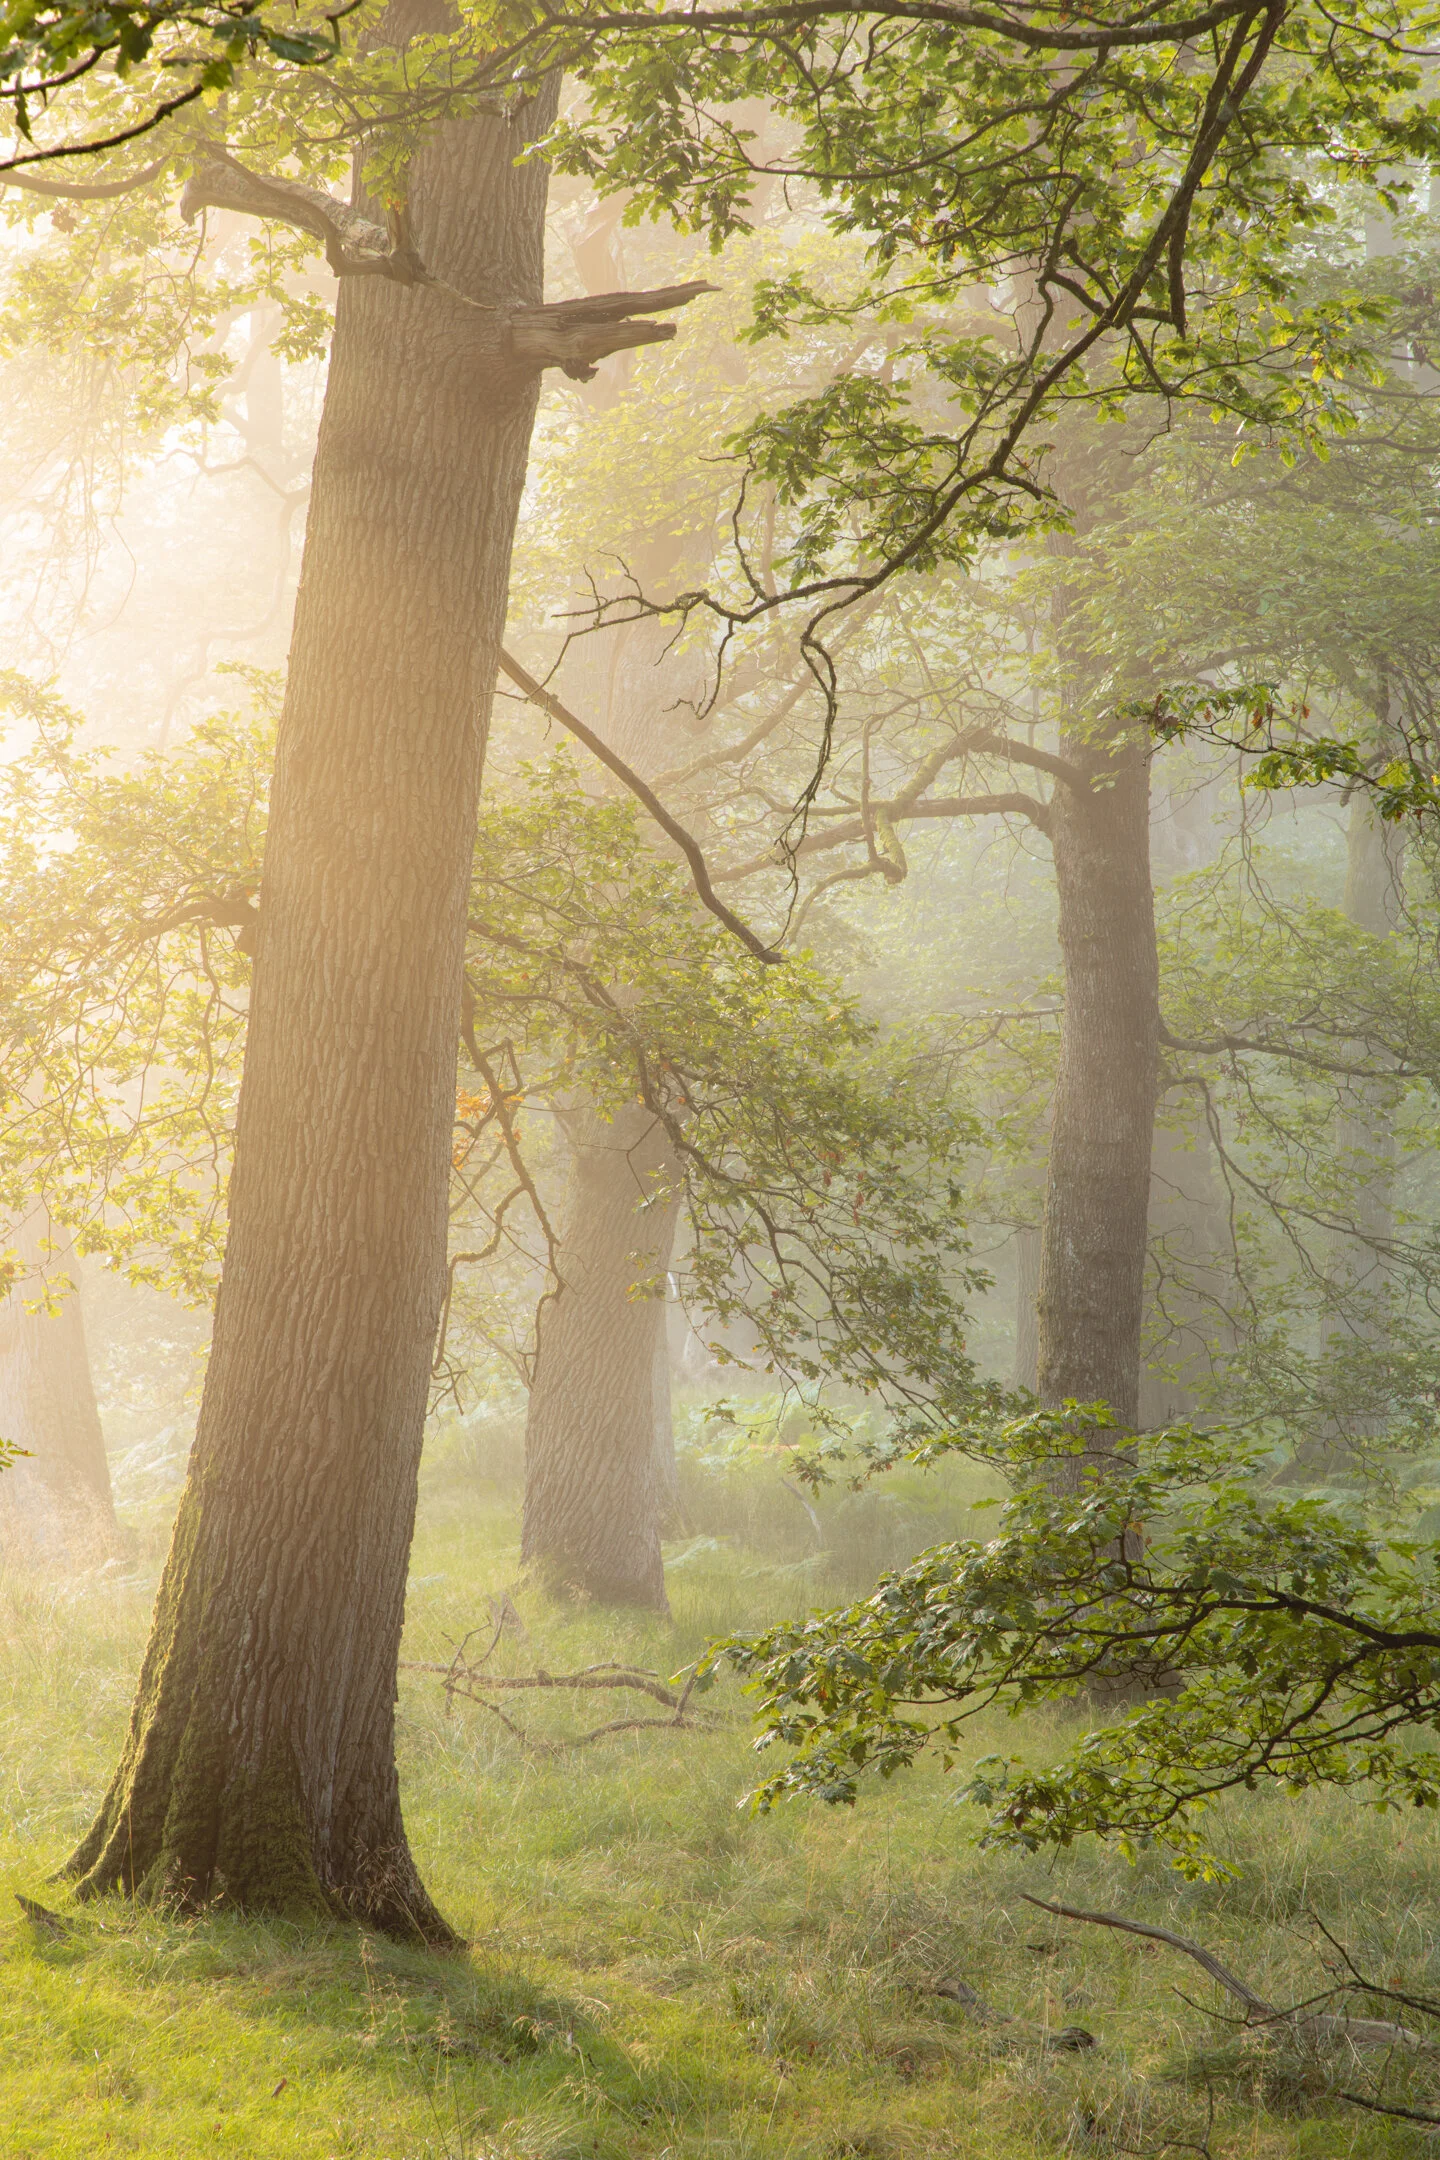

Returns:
521,1103,682,1609
67,67,560,1937
0,1207,115,1557
1037,727,1160,1447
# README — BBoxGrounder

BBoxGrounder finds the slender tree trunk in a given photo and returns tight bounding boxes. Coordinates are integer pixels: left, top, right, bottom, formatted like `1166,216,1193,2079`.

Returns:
1012,1224,1041,1393
67,70,559,1937
1140,1109,1226,1427
522,1105,682,1608
651,1301,683,1526
0,1207,115,1557
1325,787,1404,1382
1037,728,1160,1449
521,614,691,1604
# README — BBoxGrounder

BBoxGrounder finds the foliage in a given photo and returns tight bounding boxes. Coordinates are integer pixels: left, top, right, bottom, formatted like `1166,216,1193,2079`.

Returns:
714,1409,1440,1882
458,752,990,1418
504,0,1440,700
0,0,352,167
0,668,268,1297
0,687,991,1426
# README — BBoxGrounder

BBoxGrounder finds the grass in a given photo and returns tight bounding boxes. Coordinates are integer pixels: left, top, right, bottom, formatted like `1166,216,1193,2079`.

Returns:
2,1434,1439,2157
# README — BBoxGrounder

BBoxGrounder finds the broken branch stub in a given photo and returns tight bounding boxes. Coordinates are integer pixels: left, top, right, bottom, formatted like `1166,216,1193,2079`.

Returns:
508,281,719,380
179,153,718,375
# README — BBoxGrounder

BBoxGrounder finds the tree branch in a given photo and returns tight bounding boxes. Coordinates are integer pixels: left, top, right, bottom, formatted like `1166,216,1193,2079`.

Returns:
496,650,781,962
969,731,1087,786
1022,1896,1423,2050
508,281,719,379
181,152,718,374
1,155,167,199
1159,1019,1420,1082
180,152,425,280
715,787,1049,881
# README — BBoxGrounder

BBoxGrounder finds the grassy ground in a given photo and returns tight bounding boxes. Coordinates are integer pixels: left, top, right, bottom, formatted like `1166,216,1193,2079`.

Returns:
2,1438,1438,2157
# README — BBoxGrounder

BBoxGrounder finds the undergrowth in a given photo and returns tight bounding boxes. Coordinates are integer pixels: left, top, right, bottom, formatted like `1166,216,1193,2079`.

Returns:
0,1418,1434,2156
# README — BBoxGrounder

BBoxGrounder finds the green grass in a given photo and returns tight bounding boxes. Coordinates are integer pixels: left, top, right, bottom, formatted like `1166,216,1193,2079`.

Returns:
2,1450,1439,2157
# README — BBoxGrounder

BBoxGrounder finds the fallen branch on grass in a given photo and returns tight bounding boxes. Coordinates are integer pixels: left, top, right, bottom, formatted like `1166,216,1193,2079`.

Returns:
400,1633,718,1752
1021,1894,1426,2053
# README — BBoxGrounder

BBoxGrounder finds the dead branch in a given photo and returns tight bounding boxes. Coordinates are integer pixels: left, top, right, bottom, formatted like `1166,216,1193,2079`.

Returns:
406,1656,684,1710
1333,2090,1440,2126
400,1646,713,1751
507,282,718,380
1020,1895,1423,2051
181,153,717,377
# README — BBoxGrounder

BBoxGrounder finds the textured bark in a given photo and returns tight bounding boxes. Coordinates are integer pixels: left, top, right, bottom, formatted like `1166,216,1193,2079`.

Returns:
1037,728,1160,1445
522,1105,682,1608
0,1208,115,1558
67,69,559,1937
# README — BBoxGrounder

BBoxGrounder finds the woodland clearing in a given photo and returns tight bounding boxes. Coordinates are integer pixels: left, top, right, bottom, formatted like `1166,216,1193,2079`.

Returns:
0,1423,1435,2160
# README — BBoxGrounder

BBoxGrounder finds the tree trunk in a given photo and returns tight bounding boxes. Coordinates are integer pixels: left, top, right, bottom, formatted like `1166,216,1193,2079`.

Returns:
66,69,559,1938
651,1297,684,1527
0,1207,115,1558
1324,788,1404,1393
522,1104,682,1608
1012,1224,1041,1393
1037,728,1160,1448
521,612,692,1604
1140,1109,1226,1428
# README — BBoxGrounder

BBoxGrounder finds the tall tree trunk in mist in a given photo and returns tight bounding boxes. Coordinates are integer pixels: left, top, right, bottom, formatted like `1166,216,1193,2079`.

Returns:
0,1209,114,1557
68,62,558,1938
522,1103,683,1610
1139,1112,1228,1427
521,615,691,1608
1012,1225,1041,1392
1327,776,1404,1386
1036,728,1160,1448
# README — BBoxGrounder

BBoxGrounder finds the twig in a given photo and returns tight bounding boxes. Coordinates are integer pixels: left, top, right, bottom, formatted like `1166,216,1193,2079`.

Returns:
1334,2091,1440,2125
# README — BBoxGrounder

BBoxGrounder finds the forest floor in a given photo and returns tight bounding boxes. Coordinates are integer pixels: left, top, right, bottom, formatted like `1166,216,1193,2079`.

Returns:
1,1437,1437,2158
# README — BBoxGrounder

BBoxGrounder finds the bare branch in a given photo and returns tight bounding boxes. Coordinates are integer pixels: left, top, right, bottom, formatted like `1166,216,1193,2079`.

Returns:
497,649,782,961
508,280,719,380
716,787,1050,882
1022,1896,1423,2050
